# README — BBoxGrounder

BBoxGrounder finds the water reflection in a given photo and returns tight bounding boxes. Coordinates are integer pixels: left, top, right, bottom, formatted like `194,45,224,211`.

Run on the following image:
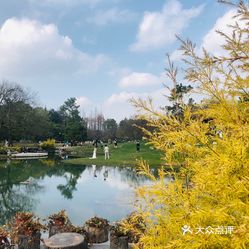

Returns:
0,159,160,226
103,166,108,181
57,165,85,199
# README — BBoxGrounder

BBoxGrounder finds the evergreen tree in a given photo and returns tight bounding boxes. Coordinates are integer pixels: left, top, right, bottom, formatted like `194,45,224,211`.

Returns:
59,97,87,142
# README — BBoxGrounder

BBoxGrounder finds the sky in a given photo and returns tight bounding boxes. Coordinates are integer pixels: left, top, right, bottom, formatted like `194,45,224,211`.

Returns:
0,0,238,121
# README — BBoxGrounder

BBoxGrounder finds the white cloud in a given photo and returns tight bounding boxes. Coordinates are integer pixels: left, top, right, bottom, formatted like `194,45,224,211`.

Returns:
103,88,170,121
103,91,146,121
0,18,108,80
87,8,136,26
118,72,162,88
167,8,247,66
76,96,94,116
201,9,247,56
76,96,92,108
170,49,183,62
130,0,204,52
169,8,247,62
108,67,131,78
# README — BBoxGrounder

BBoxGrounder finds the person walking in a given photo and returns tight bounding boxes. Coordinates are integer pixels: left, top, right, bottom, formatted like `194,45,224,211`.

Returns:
104,144,110,160
114,139,118,148
136,140,140,152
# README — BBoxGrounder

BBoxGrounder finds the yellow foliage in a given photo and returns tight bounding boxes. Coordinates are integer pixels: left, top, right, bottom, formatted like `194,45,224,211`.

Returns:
132,2,249,248
40,139,56,151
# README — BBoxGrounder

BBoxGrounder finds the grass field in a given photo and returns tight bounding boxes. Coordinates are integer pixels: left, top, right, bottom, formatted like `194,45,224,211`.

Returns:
64,142,164,167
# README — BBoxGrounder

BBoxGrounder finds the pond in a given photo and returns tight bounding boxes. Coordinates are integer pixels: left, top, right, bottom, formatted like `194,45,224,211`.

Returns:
0,158,165,226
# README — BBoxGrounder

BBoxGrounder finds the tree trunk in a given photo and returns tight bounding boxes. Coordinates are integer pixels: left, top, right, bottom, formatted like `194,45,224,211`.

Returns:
110,234,129,249
44,232,87,249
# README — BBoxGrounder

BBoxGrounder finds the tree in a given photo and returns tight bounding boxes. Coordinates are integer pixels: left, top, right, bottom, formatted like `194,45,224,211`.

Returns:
117,118,149,141
164,55,193,118
85,110,105,140
48,109,64,141
28,107,51,140
103,119,118,140
59,98,87,142
0,81,35,142
131,2,249,248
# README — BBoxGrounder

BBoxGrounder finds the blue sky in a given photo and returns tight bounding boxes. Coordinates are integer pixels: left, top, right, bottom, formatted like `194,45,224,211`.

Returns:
0,0,236,120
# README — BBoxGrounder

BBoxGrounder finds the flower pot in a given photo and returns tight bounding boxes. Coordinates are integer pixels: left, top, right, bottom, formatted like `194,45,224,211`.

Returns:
85,226,109,243
17,232,40,249
110,232,129,249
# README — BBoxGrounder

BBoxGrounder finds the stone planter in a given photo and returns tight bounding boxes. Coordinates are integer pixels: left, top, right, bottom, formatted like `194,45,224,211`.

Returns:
110,232,129,249
17,232,41,249
85,226,109,243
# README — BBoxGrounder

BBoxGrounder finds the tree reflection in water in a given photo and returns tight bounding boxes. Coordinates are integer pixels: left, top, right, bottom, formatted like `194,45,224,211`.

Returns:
0,159,158,226
0,159,86,225
56,164,86,199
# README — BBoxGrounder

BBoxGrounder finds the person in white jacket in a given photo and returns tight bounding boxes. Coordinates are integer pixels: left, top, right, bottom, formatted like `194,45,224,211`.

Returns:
104,144,110,160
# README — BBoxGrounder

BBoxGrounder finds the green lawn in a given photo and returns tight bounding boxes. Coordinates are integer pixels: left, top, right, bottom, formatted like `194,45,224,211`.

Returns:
64,142,164,167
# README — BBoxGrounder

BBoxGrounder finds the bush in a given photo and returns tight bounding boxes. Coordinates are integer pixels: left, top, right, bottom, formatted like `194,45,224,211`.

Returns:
85,216,109,228
48,210,70,227
0,146,21,155
0,226,10,248
0,147,7,155
40,139,56,152
11,212,46,238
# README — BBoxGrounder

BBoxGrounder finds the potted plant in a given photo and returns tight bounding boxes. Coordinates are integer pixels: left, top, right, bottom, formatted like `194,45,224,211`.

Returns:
84,216,109,243
48,210,71,237
110,223,129,249
115,212,146,248
11,212,46,249
0,226,11,249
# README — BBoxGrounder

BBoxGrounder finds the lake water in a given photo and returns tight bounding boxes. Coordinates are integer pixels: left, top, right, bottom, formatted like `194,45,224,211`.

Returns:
0,158,161,226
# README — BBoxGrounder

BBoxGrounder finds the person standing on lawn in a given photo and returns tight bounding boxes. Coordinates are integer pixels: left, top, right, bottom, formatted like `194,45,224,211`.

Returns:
104,144,110,160
136,140,140,152
113,139,118,148
90,139,98,159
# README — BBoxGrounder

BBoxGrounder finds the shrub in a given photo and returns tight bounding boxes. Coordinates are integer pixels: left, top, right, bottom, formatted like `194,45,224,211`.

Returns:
0,146,21,155
40,139,56,152
11,212,46,239
85,216,109,228
48,210,70,227
0,226,10,248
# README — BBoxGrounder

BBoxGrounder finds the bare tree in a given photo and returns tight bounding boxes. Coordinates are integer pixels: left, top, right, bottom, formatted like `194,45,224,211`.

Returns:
0,80,34,105
0,81,36,142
